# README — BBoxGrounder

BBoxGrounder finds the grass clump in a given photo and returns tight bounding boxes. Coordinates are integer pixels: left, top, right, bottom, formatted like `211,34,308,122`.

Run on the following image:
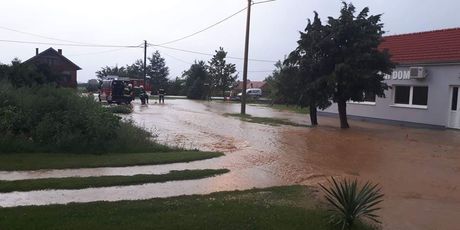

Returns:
105,104,133,114
224,113,310,127
0,186,375,230
0,169,229,192
0,151,224,171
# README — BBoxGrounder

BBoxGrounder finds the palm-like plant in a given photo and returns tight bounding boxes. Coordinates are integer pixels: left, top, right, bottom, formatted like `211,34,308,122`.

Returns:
319,177,384,230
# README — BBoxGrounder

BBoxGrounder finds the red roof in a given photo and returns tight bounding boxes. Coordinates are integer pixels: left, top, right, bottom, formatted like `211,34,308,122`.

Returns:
380,28,460,65
234,80,266,90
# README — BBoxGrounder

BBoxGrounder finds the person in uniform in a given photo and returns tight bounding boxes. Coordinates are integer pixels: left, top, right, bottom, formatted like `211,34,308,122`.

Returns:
158,88,165,104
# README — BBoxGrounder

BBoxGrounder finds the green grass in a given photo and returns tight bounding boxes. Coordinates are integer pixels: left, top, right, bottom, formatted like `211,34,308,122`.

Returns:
0,151,224,171
0,186,376,230
104,105,133,114
270,104,310,114
0,169,229,193
225,113,310,127
251,103,310,114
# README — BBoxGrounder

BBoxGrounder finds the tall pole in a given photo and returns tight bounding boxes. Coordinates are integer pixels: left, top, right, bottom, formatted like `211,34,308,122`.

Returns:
143,40,147,87
241,0,252,115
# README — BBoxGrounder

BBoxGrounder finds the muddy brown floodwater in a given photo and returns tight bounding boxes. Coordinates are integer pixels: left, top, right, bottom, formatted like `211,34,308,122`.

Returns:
1,99,459,230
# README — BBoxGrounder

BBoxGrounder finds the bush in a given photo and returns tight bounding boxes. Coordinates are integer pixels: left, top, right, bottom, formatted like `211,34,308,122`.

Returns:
319,177,384,230
0,83,168,154
105,105,133,114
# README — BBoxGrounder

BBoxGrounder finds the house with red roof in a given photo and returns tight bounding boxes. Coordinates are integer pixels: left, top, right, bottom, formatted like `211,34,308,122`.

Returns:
321,27,460,129
232,80,270,97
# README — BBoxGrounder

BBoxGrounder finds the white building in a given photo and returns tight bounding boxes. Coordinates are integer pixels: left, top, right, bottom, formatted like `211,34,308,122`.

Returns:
321,28,460,129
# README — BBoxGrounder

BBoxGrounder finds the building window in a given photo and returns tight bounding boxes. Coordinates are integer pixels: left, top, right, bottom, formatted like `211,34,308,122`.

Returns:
452,87,459,111
412,87,428,106
348,92,376,105
393,85,428,108
394,86,410,104
363,92,376,102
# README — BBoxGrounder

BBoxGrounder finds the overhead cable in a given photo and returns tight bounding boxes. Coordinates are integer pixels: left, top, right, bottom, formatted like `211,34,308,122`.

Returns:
150,43,276,63
0,39,142,48
154,7,247,46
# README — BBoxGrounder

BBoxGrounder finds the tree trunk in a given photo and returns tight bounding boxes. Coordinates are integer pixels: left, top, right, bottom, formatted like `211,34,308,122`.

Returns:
337,99,350,129
309,102,318,126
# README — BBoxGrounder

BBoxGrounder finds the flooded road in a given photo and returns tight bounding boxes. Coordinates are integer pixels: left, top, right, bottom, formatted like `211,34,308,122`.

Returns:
1,99,460,230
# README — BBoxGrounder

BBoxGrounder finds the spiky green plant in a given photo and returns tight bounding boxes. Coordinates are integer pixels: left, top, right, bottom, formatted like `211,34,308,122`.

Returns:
319,177,384,230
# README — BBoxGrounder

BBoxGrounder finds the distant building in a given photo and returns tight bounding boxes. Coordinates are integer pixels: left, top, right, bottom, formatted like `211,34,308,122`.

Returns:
24,47,81,88
232,80,270,96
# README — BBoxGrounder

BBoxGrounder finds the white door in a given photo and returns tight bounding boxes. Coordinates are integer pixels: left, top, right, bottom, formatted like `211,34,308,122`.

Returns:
448,86,460,129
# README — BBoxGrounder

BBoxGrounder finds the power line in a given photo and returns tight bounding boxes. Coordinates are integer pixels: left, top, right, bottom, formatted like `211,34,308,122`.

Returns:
154,7,247,46
0,38,276,63
149,43,276,63
253,0,277,5
0,25,99,45
67,43,145,56
160,51,194,65
0,39,142,48
247,70,273,73
152,1,275,46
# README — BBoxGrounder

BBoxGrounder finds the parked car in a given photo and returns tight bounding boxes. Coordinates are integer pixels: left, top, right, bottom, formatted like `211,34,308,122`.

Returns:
237,88,263,98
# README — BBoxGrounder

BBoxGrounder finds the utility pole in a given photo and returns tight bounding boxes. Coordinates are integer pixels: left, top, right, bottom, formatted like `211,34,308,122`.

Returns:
241,0,252,115
143,40,147,87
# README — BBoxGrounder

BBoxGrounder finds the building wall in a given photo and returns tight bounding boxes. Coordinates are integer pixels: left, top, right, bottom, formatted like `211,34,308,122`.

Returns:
321,64,460,127
31,53,78,88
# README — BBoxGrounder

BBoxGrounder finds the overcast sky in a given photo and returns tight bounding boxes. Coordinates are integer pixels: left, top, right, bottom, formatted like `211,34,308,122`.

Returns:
1,0,459,83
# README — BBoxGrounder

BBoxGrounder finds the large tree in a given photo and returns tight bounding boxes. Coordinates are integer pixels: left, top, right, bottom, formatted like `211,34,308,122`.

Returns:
183,61,210,100
265,60,301,105
95,65,127,80
147,51,169,92
327,2,394,128
126,59,144,79
287,12,334,126
208,47,237,97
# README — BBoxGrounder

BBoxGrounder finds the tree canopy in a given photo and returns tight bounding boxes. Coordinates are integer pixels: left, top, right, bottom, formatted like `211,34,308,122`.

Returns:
0,59,63,88
208,47,238,97
327,2,394,128
267,2,394,128
183,61,210,100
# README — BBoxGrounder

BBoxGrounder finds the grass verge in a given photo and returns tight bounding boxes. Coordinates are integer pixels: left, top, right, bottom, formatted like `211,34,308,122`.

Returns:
0,169,229,193
0,151,224,171
269,104,310,114
225,113,310,127
0,186,375,230
104,105,133,114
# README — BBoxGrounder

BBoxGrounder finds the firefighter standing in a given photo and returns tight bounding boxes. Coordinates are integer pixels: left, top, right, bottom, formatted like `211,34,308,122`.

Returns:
158,88,165,104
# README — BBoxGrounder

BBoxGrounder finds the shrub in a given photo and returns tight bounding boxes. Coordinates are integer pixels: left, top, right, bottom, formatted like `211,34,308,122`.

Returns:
0,83,168,154
319,177,384,230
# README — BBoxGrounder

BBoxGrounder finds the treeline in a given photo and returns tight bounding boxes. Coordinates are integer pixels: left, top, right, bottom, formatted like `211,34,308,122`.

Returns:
96,47,238,99
182,47,237,99
0,58,64,88
265,2,394,128
96,51,170,93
